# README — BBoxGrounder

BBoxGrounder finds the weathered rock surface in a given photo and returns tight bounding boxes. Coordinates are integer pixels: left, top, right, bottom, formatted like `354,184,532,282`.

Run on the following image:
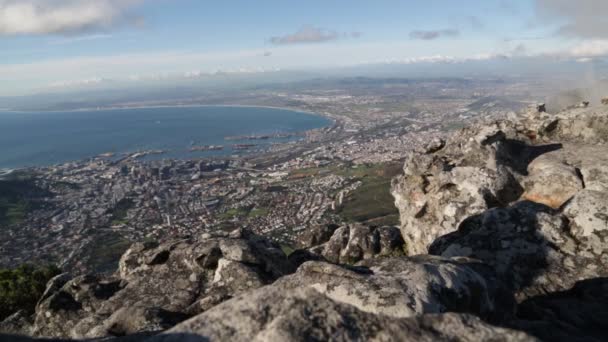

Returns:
158,282,532,342
392,107,607,256
3,106,608,341
391,120,533,255
31,229,294,339
428,200,607,299
510,277,608,342
303,224,406,264
521,154,583,208
273,257,513,321
0,310,33,336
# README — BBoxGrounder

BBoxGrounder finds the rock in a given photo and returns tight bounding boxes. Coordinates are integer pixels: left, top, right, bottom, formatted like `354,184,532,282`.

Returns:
303,224,405,264
296,223,340,249
522,154,583,209
392,107,608,257
547,108,608,144
537,103,546,113
0,310,33,336
93,306,189,337
32,231,295,339
563,190,608,239
157,285,533,342
391,120,531,255
510,277,608,342
429,201,608,300
421,137,446,154
274,257,513,322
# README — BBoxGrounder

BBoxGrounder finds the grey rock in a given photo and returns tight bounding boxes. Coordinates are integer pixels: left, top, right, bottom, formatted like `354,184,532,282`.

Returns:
158,285,533,342
296,223,340,249
32,231,294,339
563,190,608,240
392,120,531,255
521,154,583,209
305,224,405,264
429,201,608,300
273,257,513,322
510,277,608,342
0,310,33,336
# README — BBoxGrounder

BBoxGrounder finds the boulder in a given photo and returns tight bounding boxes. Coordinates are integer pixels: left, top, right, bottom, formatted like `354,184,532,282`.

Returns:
511,277,608,342
522,154,583,209
391,120,531,255
0,310,33,336
157,285,533,342
272,257,513,322
429,201,608,300
563,190,608,241
303,224,405,264
32,230,295,339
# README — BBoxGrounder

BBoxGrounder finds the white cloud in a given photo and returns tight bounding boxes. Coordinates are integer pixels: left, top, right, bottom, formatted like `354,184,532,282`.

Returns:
48,34,113,45
568,40,608,58
49,77,113,88
409,29,460,40
535,0,608,38
0,0,144,35
362,53,508,66
270,26,360,45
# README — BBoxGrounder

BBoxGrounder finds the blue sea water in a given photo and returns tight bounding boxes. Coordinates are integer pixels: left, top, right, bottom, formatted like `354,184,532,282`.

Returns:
0,106,331,169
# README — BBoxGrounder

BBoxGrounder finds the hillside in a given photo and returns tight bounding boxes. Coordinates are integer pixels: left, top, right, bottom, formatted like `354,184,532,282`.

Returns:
2,104,607,341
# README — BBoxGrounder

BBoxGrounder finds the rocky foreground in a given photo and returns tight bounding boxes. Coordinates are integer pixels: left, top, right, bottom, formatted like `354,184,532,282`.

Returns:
2,105,607,341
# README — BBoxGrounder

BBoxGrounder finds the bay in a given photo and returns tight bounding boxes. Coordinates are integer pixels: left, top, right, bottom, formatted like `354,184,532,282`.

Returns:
0,106,331,169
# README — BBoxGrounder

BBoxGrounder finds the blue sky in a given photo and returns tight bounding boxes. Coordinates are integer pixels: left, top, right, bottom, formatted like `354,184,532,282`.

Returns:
0,0,606,96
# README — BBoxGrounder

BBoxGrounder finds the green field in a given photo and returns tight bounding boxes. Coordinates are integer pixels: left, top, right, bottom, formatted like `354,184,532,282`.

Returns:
84,232,132,273
110,198,135,225
335,162,402,226
0,176,50,227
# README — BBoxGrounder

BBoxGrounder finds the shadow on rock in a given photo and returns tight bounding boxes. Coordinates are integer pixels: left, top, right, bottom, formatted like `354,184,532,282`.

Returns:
510,277,608,342
496,140,563,175
429,201,565,300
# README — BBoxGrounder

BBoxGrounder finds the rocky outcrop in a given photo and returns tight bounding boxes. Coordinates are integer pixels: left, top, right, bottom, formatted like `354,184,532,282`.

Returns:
3,106,608,341
391,119,532,255
157,288,534,342
0,311,33,336
273,257,513,322
30,229,294,339
510,277,608,342
428,200,607,299
392,106,607,257
301,224,406,264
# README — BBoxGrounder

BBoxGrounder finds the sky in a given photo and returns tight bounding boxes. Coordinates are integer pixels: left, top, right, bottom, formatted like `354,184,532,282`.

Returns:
1,0,607,96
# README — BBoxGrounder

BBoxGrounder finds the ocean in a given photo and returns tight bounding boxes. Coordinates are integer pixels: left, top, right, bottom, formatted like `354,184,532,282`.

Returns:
0,106,331,169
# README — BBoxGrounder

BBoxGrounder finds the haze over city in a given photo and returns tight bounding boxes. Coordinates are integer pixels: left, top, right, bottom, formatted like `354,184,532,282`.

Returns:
1,0,608,96
1,1,608,341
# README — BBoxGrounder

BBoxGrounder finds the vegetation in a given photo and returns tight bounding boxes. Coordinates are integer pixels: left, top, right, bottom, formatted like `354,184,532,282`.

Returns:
0,177,50,227
0,264,61,320
280,244,296,257
248,207,269,218
85,232,132,273
336,162,402,226
218,207,249,220
110,198,135,225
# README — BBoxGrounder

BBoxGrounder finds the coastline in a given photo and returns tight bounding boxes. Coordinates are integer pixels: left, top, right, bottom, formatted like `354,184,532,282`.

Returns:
0,105,339,170
0,104,338,125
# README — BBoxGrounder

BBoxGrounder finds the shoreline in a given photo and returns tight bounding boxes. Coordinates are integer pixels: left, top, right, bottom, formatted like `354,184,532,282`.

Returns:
0,105,340,170
0,104,338,124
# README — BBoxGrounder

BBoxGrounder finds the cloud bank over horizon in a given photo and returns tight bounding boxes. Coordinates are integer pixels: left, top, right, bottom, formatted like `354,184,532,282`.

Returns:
1,1,608,96
0,0,144,35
